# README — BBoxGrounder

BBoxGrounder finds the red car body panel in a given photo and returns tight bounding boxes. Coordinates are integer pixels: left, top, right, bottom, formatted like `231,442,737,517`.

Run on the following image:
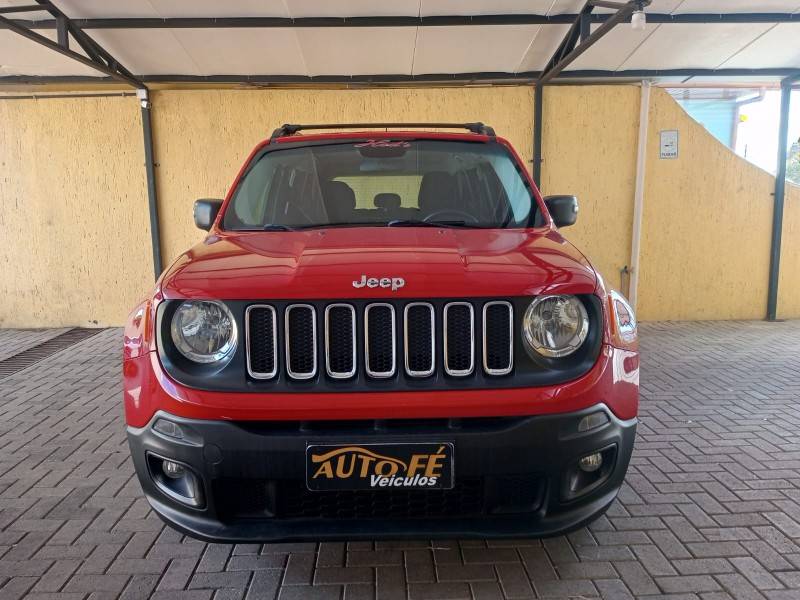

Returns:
123,130,638,428
160,228,596,301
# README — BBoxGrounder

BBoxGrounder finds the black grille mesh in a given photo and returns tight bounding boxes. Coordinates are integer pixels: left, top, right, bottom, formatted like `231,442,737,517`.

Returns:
484,303,512,372
445,304,473,374
214,475,544,521
247,307,275,376
366,305,394,375
276,478,485,519
287,306,315,375
405,305,434,375
326,306,355,376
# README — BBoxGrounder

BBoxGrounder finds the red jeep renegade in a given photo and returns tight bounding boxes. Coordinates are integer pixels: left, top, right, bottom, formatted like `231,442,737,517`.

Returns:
123,123,639,542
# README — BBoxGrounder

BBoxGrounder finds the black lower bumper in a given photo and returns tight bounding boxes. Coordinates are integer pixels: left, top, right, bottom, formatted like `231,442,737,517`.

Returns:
127,405,636,542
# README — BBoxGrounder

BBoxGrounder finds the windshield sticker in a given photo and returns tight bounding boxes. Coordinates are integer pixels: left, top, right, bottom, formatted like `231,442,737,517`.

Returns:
353,140,411,148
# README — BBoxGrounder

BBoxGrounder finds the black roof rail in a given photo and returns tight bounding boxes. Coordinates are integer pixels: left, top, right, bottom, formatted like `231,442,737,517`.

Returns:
269,122,496,141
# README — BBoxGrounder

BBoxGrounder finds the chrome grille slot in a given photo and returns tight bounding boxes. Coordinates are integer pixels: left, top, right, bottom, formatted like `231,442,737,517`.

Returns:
444,302,474,376
285,304,317,379
245,305,277,379
325,304,356,379
404,303,435,377
483,301,513,375
365,303,396,378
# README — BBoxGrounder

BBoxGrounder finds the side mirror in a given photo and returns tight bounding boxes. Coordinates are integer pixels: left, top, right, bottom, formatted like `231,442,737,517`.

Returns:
544,195,579,228
194,199,223,231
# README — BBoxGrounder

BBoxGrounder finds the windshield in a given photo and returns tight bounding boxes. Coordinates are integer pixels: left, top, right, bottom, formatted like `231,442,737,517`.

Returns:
223,139,537,230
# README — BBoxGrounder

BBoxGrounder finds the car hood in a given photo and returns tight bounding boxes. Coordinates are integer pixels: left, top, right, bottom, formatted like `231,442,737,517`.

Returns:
160,227,597,300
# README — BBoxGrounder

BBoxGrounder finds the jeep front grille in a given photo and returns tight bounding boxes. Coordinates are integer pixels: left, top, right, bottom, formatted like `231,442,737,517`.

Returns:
246,300,514,381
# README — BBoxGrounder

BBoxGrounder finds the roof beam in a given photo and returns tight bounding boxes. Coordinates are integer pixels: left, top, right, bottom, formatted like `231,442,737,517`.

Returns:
0,1,144,89
2,68,799,88
539,0,650,85
541,2,597,80
31,0,140,83
0,5,47,14
3,12,800,29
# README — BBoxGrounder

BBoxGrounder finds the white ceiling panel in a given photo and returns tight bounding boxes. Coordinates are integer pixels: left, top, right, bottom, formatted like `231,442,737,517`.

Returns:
295,28,416,76
678,75,785,85
0,0,50,20
413,25,540,74
56,0,291,18
87,29,201,75
171,29,308,76
516,24,570,71
619,23,775,70
719,23,800,68
2,1,798,83
547,0,593,15
0,29,99,76
670,0,800,14
421,0,566,16
287,0,418,17
150,0,290,18
565,23,662,71
55,0,160,18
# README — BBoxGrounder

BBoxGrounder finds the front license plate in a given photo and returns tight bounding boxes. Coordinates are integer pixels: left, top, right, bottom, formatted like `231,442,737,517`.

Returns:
306,442,454,491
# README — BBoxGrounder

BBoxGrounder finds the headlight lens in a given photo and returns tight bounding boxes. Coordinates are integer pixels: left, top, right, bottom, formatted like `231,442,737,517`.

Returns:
522,295,589,358
170,300,237,364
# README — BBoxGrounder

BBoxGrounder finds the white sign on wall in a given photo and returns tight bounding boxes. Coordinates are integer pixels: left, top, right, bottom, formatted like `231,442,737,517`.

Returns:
660,130,679,159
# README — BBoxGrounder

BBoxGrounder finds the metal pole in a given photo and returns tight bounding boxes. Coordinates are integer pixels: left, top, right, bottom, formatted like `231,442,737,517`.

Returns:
766,78,794,320
628,81,651,308
533,82,544,187
139,90,163,280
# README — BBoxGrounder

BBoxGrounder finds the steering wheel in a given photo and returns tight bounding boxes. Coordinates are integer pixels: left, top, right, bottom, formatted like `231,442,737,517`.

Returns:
422,209,480,224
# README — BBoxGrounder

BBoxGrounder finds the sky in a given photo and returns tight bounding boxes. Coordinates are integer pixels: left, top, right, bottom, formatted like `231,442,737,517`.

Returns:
735,90,800,176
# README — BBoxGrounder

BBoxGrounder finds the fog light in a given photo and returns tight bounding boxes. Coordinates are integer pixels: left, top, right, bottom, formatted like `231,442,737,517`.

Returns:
146,453,204,508
162,460,185,479
578,412,609,432
153,418,184,440
579,452,603,472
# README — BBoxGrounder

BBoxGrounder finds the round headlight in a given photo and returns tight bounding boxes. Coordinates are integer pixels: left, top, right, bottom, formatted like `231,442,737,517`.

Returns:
522,295,589,358
170,300,237,364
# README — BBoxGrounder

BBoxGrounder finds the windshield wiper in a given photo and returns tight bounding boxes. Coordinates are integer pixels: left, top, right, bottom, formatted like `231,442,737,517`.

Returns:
263,224,295,231
387,219,474,228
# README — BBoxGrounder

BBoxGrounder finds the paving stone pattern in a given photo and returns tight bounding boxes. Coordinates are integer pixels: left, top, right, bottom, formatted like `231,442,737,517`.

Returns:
0,321,799,599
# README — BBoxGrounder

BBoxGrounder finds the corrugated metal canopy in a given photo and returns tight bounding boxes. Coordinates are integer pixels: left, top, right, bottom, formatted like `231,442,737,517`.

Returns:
1,0,799,85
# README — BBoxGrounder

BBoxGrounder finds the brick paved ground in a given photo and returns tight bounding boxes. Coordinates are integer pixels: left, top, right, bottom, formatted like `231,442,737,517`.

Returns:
1,321,799,599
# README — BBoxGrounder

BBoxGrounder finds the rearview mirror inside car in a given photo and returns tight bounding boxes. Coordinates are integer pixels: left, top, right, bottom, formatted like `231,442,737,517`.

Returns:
544,195,579,228
194,199,223,231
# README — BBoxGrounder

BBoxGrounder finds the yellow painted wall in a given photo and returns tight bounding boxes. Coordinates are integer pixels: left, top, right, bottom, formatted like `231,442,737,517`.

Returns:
540,85,640,293
0,96,153,327
636,88,776,321
778,183,800,317
0,85,797,327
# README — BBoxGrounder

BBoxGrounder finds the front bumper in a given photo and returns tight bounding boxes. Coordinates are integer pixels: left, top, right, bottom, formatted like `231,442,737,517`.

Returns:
128,404,636,542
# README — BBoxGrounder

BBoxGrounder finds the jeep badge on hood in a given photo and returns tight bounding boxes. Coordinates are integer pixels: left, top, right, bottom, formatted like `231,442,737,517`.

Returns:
352,275,405,291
